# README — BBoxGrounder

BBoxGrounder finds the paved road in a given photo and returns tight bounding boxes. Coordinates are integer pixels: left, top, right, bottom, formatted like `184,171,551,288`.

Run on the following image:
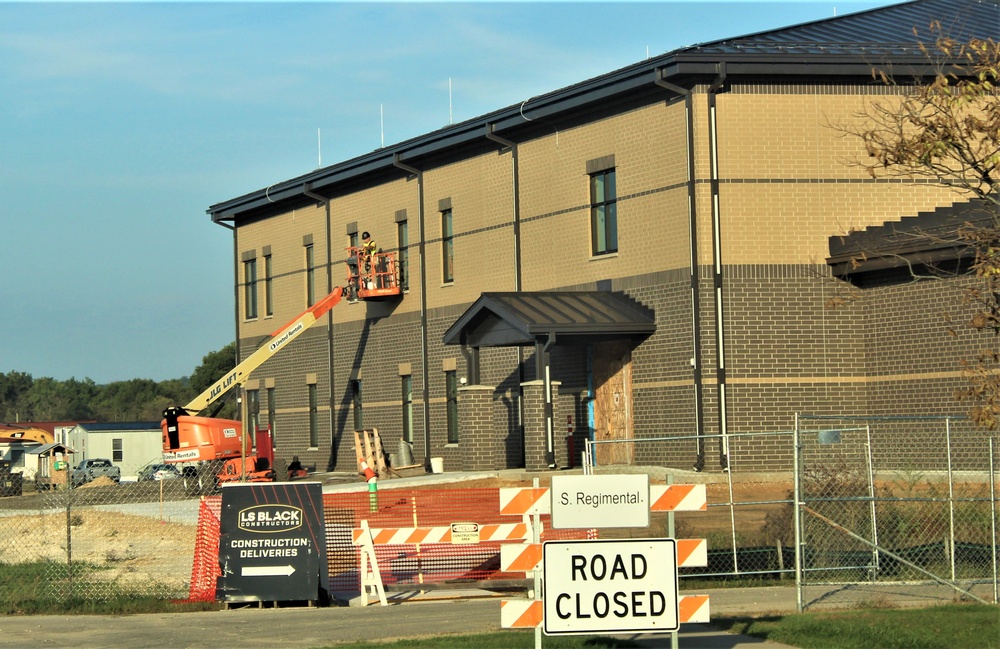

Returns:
0,589,804,649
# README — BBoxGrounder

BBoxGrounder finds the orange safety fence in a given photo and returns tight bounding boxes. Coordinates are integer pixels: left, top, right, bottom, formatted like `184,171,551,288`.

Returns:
186,488,588,600
187,496,222,602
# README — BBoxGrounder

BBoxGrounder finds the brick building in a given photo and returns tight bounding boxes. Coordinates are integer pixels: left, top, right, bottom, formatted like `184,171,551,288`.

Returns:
207,0,999,474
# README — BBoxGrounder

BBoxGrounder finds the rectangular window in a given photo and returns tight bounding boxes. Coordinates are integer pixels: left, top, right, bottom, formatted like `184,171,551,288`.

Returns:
349,232,359,248
352,379,363,431
264,254,273,317
112,438,123,463
590,168,618,255
267,387,276,434
244,258,258,319
247,389,260,434
442,208,454,283
304,244,316,307
397,220,409,291
445,370,458,444
308,384,318,448
401,375,413,444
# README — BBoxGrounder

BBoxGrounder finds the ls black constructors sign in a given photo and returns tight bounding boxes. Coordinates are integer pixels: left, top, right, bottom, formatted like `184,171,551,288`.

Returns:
217,482,328,603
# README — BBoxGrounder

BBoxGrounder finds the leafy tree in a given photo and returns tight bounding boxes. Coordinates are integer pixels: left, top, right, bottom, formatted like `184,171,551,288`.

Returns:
0,371,33,421
20,377,98,421
92,379,162,422
189,342,237,396
837,28,1000,427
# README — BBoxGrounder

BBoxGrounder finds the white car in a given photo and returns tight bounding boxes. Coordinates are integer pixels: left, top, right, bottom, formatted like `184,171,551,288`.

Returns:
137,463,181,482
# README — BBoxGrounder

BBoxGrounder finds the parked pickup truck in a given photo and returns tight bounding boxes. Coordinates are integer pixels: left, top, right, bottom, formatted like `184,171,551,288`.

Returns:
70,458,121,487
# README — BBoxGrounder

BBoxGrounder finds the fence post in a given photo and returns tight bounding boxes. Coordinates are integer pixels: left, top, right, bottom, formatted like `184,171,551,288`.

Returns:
865,424,879,580
946,418,956,583
991,438,997,604
793,413,804,613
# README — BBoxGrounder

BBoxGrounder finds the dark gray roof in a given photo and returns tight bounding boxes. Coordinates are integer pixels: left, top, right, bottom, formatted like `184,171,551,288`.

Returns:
442,292,656,347
76,422,161,432
682,0,997,57
210,0,1000,224
28,443,76,456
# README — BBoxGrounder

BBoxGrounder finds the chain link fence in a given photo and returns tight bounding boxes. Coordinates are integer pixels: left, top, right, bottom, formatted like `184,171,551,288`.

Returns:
3,416,996,609
585,416,999,609
586,431,798,582
794,415,999,610
0,476,200,606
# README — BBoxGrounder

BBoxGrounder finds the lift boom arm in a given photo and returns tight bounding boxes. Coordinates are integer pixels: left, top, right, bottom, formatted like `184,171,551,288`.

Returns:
182,286,344,414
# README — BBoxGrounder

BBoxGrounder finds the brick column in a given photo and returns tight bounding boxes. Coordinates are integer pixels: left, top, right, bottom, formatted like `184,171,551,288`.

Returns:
521,379,561,471
458,384,496,471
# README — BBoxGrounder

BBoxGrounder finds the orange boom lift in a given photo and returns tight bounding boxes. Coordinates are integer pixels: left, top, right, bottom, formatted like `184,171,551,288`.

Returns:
161,287,345,490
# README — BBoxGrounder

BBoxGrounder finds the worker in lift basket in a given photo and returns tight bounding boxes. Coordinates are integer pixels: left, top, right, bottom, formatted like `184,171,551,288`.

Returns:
360,231,378,289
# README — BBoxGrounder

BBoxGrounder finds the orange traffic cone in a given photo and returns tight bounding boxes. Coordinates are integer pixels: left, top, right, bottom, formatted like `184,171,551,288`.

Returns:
360,459,377,483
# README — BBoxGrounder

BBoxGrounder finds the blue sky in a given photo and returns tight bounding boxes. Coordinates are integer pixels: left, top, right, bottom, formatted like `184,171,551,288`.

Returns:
1,1,894,384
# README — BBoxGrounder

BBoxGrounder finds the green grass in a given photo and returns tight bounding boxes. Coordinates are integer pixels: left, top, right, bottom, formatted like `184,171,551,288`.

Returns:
716,603,1000,649
0,561,216,616
310,633,640,648
304,604,1000,649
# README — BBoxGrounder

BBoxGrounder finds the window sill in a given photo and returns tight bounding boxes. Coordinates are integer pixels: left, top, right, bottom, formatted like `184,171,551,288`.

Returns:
445,443,459,448
441,282,454,288
589,252,619,262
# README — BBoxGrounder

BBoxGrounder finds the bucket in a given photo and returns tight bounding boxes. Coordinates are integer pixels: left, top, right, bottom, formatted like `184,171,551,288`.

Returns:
430,457,444,474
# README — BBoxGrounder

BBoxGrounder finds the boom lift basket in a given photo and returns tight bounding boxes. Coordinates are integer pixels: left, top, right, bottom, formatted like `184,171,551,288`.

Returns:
346,247,402,300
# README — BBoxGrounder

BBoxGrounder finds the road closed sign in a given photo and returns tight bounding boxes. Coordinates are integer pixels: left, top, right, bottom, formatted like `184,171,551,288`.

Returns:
543,538,679,635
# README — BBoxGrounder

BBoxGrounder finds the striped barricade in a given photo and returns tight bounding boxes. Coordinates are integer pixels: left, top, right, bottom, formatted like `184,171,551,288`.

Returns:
502,539,707,572
500,484,708,515
500,599,544,628
501,594,710,629
650,484,707,512
498,482,712,634
352,523,529,545
499,487,551,516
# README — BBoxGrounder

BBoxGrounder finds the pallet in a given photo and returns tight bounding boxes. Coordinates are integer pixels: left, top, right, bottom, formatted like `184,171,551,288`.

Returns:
354,428,389,479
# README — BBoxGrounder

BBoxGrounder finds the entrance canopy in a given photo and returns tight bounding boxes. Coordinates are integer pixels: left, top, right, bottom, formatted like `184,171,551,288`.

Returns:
442,291,655,348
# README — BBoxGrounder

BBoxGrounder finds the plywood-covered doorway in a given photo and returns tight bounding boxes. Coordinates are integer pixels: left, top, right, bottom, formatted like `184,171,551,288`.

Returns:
592,340,634,465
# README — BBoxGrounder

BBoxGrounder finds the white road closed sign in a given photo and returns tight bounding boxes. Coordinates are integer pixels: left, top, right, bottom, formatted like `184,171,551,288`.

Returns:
543,538,679,635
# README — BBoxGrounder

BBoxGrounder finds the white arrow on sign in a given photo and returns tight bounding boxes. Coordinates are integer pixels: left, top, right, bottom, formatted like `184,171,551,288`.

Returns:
241,565,296,577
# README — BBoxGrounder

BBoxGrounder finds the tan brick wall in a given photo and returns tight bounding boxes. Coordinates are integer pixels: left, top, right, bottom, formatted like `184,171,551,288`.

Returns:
709,86,958,265
225,80,991,473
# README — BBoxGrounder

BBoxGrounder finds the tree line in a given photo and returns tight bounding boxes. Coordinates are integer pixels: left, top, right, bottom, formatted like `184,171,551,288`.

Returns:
0,343,236,424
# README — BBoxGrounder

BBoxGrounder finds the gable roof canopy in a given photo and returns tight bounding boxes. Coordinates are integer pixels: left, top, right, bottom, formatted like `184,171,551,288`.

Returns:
209,0,997,225
442,292,655,348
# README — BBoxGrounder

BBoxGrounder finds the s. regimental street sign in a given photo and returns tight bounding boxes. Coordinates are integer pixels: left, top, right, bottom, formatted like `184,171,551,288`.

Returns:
550,474,650,529
217,482,328,604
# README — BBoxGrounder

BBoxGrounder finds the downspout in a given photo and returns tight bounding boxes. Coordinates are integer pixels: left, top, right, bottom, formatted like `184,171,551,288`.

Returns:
485,124,522,291
485,123,528,467
218,219,242,469
304,182,338,471
541,332,556,468
393,154,432,471
708,63,730,470
655,69,707,472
